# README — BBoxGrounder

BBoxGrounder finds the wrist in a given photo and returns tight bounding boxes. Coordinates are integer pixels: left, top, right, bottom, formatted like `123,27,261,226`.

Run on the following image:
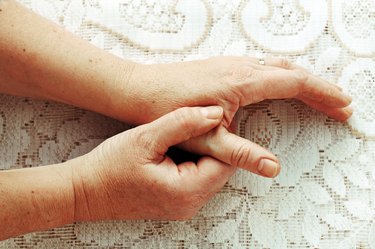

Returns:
69,155,113,222
48,163,76,226
0,163,75,240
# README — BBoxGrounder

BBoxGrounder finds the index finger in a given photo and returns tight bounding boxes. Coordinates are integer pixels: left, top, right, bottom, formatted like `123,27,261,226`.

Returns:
259,57,343,92
258,69,352,108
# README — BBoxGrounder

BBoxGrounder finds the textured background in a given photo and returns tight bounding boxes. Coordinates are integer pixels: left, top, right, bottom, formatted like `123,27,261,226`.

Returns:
1,0,375,248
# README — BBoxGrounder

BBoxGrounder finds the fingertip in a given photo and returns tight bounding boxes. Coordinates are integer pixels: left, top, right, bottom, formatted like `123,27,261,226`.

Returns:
257,158,281,178
332,86,352,107
343,93,353,105
338,105,354,122
331,83,343,91
177,161,199,177
345,105,354,116
274,160,281,177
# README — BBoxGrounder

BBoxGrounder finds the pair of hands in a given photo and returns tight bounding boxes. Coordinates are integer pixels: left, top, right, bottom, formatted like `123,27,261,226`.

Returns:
72,56,352,221
0,1,354,238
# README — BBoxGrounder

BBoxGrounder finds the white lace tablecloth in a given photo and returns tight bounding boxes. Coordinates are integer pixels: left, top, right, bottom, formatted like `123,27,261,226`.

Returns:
1,0,375,248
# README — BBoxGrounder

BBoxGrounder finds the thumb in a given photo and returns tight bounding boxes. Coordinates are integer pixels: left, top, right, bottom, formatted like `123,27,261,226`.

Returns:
147,106,223,154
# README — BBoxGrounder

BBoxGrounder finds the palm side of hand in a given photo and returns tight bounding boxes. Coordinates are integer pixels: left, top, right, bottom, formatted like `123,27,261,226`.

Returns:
129,56,353,177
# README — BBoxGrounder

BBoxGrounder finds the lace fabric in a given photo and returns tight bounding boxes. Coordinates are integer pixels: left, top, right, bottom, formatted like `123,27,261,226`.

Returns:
1,0,375,248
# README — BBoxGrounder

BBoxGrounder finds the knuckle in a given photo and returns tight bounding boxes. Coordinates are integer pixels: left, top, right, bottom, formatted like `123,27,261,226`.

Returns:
174,107,200,138
230,142,253,167
231,65,256,82
326,87,334,99
175,107,194,127
280,58,292,69
293,69,308,82
315,88,328,103
174,108,193,131
231,68,263,103
132,128,156,149
293,69,308,90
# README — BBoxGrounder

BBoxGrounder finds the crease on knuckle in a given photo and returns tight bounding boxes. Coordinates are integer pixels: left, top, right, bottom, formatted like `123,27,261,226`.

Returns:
225,64,258,106
174,107,196,138
293,69,308,92
280,58,292,69
132,128,156,152
230,142,253,168
310,88,326,103
324,87,334,103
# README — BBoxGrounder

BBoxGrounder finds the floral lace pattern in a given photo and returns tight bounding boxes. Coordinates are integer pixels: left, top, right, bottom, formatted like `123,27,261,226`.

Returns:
1,0,375,248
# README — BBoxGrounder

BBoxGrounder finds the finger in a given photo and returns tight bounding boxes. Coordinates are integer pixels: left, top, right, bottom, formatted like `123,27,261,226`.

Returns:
251,69,352,108
178,156,235,182
267,58,344,92
296,73,351,107
250,63,282,71
181,126,281,178
327,82,343,92
300,98,354,122
245,57,303,71
177,161,200,177
148,106,223,154
261,57,306,71
196,156,236,190
212,128,280,177
251,58,344,92
242,58,282,71
176,157,236,211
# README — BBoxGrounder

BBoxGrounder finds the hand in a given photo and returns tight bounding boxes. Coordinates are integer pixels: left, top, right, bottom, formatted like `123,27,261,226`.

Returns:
127,56,353,177
0,2,352,178
72,106,236,221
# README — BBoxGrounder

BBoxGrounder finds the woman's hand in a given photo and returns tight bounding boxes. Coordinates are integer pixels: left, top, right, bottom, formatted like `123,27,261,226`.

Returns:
126,56,352,177
72,106,237,221
130,56,352,125
0,2,352,178
0,106,241,239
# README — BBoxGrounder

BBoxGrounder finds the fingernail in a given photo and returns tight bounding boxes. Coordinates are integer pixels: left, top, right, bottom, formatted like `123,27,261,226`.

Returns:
258,159,280,178
334,84,343,91
344,94,352,103
201,106,223,119
345,106,354,116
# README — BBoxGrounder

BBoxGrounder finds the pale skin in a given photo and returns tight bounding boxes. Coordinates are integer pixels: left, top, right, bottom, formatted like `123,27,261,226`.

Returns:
0,0,353,240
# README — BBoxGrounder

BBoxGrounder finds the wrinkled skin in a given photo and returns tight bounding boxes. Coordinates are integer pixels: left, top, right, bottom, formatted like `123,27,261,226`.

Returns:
72,107,237,221
127,56,352,176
